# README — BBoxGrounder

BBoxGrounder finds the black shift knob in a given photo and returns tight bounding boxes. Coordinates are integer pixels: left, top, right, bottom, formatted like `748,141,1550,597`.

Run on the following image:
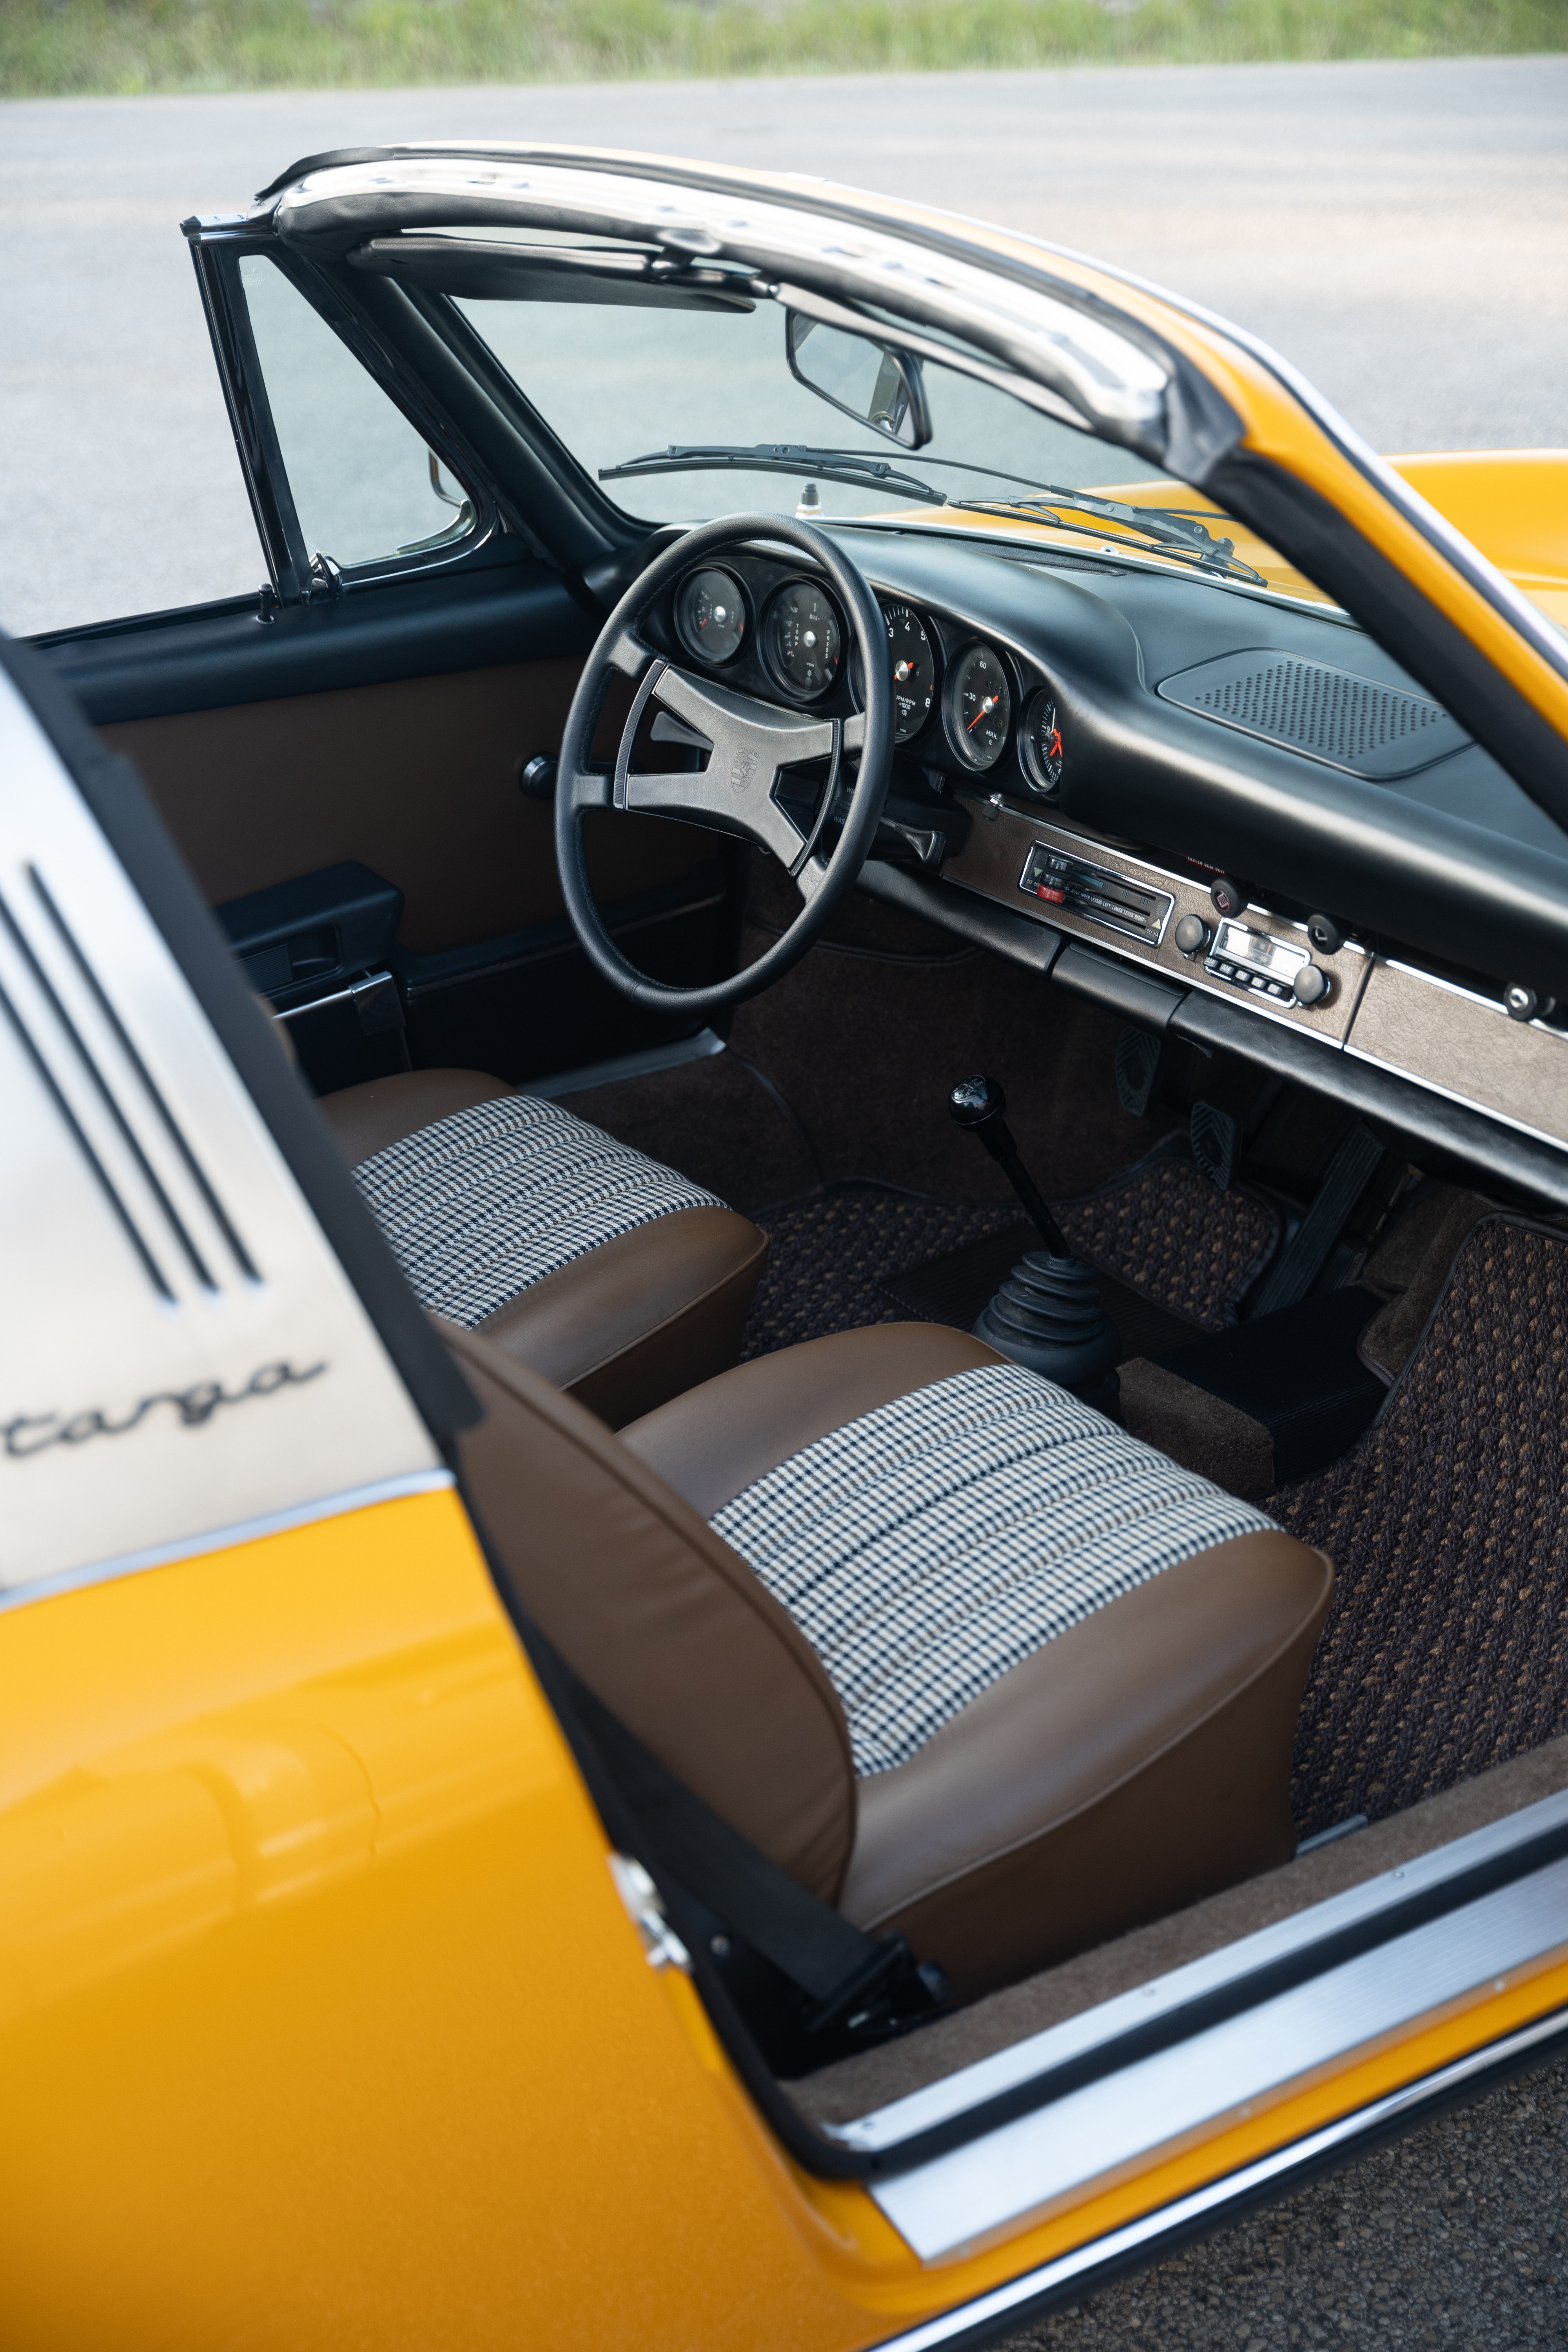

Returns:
950,1073,1005,1129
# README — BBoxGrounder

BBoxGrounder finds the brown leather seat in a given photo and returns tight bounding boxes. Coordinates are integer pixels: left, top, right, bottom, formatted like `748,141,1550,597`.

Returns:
320,1067,767,1427
449,1315,1334,2002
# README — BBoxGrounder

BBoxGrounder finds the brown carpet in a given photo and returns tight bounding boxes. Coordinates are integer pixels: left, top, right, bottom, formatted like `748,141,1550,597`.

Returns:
741,1191,1021,1359
1057,1150,1280,1331
742,1150,1281,1361
1278,1218,1568,1839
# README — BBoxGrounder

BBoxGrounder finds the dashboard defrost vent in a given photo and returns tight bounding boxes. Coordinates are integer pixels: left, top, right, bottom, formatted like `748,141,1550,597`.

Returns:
1157,650,1469,780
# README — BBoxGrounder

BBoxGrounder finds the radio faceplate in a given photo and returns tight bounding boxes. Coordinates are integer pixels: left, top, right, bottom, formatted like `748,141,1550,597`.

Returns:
1205,917,1312,1004
946,799,1370,1045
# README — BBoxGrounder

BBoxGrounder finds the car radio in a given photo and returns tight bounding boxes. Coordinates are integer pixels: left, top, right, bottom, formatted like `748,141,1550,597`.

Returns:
1205,917,1322,1005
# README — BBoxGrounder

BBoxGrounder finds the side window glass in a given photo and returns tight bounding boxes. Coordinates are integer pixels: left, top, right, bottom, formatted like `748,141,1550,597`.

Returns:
239,255,474,573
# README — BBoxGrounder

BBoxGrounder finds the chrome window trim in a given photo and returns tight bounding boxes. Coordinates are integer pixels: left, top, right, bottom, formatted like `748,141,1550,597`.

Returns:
270,157,1176,459
261,146,1568,694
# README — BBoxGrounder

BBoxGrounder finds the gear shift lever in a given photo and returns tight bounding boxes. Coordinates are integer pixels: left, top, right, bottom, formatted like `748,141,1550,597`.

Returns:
950,1075,1121,1407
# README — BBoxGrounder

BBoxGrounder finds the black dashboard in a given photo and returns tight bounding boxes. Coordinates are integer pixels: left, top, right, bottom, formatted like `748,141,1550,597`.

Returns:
642,521,1568,1195
644,538,1069,806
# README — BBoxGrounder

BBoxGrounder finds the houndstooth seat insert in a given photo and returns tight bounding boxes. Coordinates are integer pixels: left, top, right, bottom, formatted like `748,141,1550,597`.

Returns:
350,1090,725,1328
711,1360,1279,1776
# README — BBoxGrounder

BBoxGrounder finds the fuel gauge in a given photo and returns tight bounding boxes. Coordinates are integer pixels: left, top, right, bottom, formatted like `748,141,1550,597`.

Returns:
674,568,746,665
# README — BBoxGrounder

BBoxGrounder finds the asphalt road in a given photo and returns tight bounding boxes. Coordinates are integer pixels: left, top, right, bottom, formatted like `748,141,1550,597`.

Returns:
3,56,1568,2348
2,56,1567,635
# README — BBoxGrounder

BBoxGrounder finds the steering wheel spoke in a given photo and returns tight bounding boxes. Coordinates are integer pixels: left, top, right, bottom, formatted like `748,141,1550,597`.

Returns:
560,758,615,813
615,662,840,866
554,515,893,1014
605,623,656,680
652,664,837,769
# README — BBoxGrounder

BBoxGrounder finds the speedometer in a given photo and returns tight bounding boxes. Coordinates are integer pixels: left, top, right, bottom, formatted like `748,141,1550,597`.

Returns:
852,603,938,744
944,642,1012,771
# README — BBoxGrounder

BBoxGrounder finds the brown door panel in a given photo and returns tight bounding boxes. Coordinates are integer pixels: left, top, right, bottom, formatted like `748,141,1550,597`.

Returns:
101,657,715,956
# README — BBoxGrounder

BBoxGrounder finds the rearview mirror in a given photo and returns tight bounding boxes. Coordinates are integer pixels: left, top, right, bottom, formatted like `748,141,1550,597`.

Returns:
786,313,932,450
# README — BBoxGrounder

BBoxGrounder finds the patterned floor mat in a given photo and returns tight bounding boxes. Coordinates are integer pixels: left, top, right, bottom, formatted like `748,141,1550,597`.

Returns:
740,1192,1020,1359
742,1148,1281,1361
1056,1148,1280,1332
1278,1218,1568,1838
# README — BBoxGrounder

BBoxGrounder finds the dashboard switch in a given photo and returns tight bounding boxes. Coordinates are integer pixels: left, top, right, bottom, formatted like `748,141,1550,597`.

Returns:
1019,842,1173,944
1209,875,1248,919
1174,914,1210,958
1307,912,1345,955
1292,963,1330,1007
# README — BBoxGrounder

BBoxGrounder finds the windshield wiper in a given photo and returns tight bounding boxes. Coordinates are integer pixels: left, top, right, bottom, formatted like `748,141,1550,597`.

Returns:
601,447,1268,585
600,443,946,505
952,484,1267,584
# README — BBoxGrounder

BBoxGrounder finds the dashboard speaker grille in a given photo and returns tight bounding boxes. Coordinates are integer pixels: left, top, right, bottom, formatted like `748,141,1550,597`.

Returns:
1157,650,1469,779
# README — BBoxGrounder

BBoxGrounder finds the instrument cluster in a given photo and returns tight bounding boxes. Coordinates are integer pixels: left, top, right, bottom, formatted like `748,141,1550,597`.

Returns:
664,555,1066,800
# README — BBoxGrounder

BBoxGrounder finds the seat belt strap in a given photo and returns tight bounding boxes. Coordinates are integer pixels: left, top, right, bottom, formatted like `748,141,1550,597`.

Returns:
566,1667,894,2004
525,1635,947,2055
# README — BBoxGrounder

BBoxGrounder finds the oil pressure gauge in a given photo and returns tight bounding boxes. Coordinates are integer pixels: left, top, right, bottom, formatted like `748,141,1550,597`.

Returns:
762,579,842,700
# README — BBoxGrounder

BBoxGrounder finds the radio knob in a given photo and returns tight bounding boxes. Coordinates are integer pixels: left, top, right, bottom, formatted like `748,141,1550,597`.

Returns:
1292,963,1330,1007
1174,914,1210,958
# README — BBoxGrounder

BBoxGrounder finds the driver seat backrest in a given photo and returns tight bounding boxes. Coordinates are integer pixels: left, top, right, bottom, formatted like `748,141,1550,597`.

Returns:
319,1067,768,1427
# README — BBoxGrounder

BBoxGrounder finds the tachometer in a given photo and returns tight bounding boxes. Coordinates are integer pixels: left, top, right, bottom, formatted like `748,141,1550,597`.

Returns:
945,642,1012,771
852,603,938,744
762,579,841,700
1020,688,1065,795
674,567,746,665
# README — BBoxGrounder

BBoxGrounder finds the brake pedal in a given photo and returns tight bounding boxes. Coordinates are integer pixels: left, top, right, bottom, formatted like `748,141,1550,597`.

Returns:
1191,1100,1242,1191
1114,1025,1165,1118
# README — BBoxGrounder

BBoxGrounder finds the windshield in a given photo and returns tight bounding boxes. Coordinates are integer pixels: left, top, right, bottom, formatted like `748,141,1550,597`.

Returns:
450,273,1323,600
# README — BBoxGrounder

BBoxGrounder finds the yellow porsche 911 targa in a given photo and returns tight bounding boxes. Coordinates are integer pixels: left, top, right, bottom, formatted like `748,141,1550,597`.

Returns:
4,142,1568,2351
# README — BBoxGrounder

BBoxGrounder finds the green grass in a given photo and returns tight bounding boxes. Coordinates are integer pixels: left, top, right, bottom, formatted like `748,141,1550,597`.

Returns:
2,0,1564,96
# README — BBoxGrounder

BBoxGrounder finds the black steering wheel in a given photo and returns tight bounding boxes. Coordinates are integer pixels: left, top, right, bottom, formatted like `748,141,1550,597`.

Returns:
554,514,894,1015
